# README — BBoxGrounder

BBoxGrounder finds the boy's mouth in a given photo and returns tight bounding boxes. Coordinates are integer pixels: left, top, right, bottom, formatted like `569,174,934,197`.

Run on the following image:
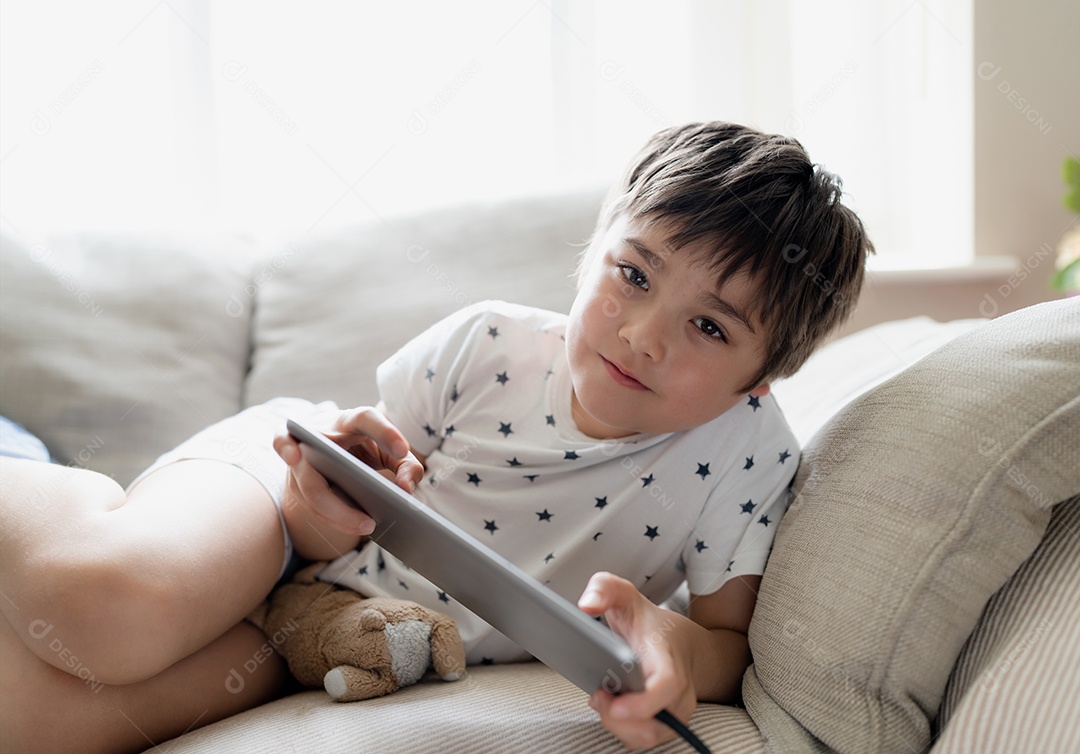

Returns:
602,357,649,391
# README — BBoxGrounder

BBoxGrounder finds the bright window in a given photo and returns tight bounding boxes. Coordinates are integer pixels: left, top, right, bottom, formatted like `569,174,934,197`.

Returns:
0,0,973,267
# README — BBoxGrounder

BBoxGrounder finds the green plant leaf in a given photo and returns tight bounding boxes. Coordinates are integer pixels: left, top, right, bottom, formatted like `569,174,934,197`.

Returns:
1050,258,1080,292
1064,156,1080,187
1066,187,1080,216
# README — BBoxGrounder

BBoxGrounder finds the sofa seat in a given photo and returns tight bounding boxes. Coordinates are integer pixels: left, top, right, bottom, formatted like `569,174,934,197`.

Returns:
156,663,764,753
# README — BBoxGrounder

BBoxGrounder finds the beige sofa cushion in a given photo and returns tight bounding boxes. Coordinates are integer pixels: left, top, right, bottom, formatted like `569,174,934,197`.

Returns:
932,495,1080,753
0,231,256,486
153,663,765,753
244,191,601,409
742,299,1080,753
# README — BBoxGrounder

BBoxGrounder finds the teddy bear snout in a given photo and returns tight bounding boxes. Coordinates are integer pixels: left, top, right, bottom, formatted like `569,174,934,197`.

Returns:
385,620,433,687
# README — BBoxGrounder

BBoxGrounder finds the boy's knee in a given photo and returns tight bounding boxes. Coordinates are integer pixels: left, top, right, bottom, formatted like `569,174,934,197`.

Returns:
21,540,182,685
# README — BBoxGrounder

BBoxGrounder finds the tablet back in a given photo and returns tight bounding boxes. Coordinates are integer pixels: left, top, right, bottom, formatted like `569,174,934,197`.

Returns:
287,418,644,696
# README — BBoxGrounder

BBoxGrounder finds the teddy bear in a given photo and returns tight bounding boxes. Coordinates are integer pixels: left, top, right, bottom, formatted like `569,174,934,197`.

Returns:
247,562,467,701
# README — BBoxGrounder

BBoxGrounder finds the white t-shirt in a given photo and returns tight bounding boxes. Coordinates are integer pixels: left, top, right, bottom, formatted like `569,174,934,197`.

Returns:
319,300,798,663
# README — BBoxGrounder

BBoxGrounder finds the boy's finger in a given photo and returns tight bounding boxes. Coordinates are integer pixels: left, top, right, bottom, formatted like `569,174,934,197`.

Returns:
272,431,301,464
330,406,410,459
391,453,423,493
290,457,376,536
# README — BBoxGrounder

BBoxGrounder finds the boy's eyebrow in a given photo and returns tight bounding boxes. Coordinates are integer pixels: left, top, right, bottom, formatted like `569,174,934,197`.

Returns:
699,291,756,335
625,237,664,271
625,236,757,335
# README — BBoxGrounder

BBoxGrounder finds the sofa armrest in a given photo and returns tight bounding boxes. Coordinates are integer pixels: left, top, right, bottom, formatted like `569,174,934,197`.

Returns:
931,496,1080,752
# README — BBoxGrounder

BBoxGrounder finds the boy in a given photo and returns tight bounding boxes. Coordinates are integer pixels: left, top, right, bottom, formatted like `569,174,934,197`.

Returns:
0,122,870,752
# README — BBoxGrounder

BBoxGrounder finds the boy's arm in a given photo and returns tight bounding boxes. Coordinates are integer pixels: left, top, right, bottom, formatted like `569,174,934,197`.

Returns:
685,575,759,702
578,573,759,750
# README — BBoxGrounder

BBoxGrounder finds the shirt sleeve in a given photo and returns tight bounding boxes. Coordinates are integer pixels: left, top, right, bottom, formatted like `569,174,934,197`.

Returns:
375,302,495,458
682,401,799,596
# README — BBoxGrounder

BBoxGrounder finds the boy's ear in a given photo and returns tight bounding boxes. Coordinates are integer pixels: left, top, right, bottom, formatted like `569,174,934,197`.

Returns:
748,383,771,398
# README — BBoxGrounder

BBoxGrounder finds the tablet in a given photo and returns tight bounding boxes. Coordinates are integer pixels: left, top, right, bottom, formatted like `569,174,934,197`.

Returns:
287,418,645,697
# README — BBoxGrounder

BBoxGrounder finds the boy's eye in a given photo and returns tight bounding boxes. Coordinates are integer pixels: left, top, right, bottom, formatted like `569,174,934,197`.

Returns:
618,264,649,291
693,317,727,342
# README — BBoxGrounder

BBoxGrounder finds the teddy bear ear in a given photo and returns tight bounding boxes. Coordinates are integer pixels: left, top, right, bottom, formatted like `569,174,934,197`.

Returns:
359,608,387,631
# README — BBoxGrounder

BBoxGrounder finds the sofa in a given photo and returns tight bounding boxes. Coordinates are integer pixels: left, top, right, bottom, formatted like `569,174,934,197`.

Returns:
1,192,1077,753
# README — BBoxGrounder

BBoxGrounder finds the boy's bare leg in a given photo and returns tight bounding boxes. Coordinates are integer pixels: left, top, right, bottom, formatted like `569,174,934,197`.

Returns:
0,456,292,749
0,609,288,754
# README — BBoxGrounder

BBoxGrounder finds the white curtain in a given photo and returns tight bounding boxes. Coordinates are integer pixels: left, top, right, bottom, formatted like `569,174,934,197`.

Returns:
0,0,972,267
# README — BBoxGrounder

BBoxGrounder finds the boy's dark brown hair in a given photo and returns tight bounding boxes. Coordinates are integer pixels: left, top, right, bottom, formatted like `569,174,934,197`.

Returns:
582,121,874,392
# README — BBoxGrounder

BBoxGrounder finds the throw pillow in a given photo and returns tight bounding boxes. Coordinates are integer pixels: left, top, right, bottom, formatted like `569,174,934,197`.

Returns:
0,231,256,485
742,298,1080,753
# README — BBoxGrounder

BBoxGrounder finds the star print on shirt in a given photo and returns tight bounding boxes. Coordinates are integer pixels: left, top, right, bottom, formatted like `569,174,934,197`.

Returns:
398,580,409,590
507,457,522,467
536,509,553,522
694,539,708,553
467,472,482,486
641,473,655,487
498,422,513,437
594,496,608,510
495,371,509,385
523,474,539,482
778,449,792,464
740,500,756,514
544,553,555,563
696,462,711,480
358,565,368,575
424,424,437,437
758,514,771,527
488,326,500,339
748,395,761,411
437,590,450,603
484,519,498,534
546,414,556,426
450,384,460,402
564,450,579,460
445,425,456,436
644,525,660,540
743,456,755,471
425,368,436,382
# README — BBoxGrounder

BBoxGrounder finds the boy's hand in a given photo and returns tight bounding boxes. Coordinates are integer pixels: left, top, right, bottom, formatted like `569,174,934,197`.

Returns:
273,405,424,557
577,572,697,751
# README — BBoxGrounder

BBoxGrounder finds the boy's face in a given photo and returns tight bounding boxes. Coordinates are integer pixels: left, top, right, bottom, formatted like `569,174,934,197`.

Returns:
566,214,771,440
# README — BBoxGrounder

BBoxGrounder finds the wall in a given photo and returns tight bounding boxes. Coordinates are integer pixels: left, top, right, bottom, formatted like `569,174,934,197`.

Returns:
846,0,1079,334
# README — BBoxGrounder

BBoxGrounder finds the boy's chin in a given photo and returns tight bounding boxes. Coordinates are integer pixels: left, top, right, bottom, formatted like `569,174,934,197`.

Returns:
571,403,638,440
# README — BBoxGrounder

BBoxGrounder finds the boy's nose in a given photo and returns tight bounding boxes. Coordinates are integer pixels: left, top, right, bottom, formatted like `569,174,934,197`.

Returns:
619,315,665,360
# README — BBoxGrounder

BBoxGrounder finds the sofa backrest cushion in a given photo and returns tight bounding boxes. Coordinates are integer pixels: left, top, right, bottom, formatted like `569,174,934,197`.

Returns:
0,231,256,486
244,191,601,409
742,299,1080,753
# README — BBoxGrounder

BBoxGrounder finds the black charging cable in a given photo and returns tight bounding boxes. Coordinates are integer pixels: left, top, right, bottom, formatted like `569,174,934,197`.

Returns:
655,709,711,753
